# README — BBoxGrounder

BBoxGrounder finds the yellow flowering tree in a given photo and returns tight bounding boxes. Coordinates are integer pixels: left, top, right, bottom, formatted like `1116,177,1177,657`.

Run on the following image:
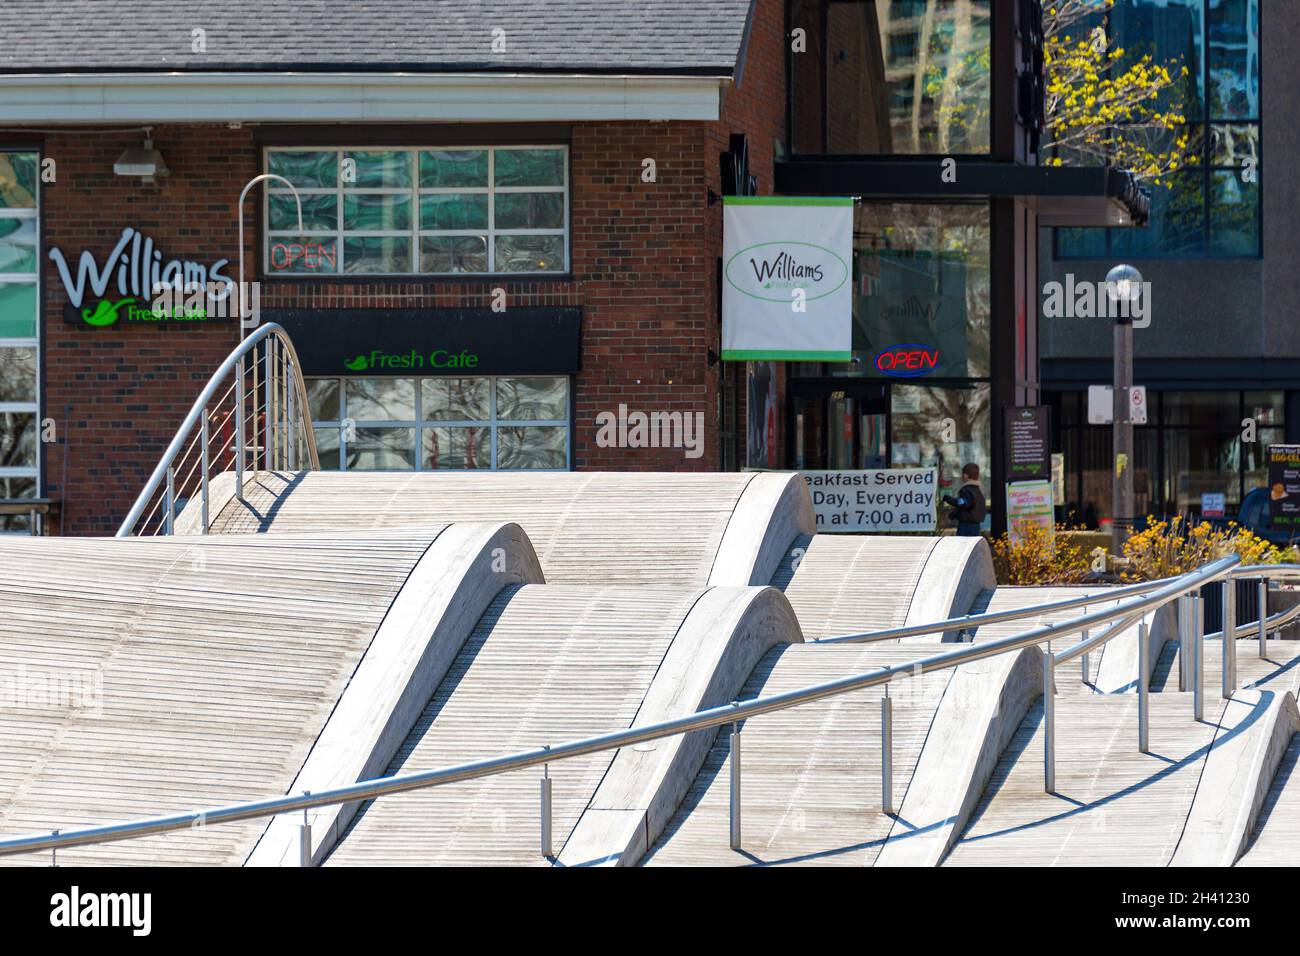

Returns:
1044,0,1196,186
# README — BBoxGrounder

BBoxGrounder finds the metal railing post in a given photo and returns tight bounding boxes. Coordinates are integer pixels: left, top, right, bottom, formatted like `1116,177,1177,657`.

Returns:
1177,594,1189,691
235,357,246,501
299,798,311,867
1192,592,1204,721
200,410,210,535
729,717,742,850
1259,576,1268,658
50,831,57,867
1137,621,1150,753
164,465,175,535
1222,578,1237,699
881,685,894,813
540,754,553,859
1081,627,1089,686
1043,643,1055,792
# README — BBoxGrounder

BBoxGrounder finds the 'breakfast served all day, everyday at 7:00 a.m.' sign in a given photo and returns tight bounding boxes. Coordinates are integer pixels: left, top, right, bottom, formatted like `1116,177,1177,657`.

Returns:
798,469,937,533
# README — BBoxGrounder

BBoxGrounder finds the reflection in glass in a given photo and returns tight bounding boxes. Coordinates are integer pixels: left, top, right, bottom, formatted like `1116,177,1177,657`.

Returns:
497,377,567,421
423,378,490,421
419,150,489,188
494,193,564,230
498,426,567,469
1208,0,1260,119
494,235,565,272
494,149,565,187
269,193,337,231
313,426,341,470
423,426,491,469
267,151,337,189
306,378,340,421
343,193,412,231
1208,170,1259,256
420,236,488,273
0,219,37,273
0,348,35,403
0,283,36,338
0,411,35,468
789,0,991,155
419,194,488,231
342,151,412,189
829,202,989,378
891,384,990,529
343,236,412,273
345,378,416,421
347,427,416,471
0,153,38,209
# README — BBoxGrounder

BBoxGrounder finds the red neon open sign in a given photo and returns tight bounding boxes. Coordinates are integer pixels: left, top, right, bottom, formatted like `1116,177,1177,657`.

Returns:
874,344,939,378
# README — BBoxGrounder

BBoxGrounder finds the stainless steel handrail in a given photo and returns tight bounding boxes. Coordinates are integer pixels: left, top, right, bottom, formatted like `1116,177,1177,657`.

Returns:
116,322,319,536
0,553,1241,859
812,572,1188,646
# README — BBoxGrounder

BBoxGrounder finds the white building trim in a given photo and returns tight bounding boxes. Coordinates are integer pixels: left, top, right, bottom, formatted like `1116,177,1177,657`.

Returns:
0,71,729,123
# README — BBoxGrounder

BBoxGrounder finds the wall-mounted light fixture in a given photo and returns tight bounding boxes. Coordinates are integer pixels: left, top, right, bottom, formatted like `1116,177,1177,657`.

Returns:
114,129,169,183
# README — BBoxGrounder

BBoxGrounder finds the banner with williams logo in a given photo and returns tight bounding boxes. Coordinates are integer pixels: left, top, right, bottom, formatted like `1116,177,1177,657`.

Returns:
722,197,853,361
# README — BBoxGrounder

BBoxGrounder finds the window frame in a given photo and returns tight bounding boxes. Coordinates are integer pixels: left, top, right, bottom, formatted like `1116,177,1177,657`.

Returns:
262,145,571,278
307,374,572,472
0,148,41,529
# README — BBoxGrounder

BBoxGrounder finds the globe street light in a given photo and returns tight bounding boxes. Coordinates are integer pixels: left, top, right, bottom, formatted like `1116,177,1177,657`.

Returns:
1106,263,1144,556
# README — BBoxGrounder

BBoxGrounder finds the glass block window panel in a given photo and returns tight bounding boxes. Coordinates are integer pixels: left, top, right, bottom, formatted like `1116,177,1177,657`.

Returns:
422,378,490,421
268,193,337,232
496,377,567,422
268,150,337,189
343,235,412,274
0,283,36,338
494,235,565,273
306,374,570,472
419,150,488,188
423,426,491,469
0,348,35,403
345,377,417,422
0,218,37,273
498,426,568,470
419,236,488,274
343,151,413,189
0,153,37,209
419,194,489,231
347,427,416,471
267,145,567,274
494,149,565,187
0,411,36,468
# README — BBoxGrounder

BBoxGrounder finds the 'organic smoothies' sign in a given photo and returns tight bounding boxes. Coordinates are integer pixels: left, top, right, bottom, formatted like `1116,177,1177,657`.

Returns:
1006,480,1055,545
722,197,853,361
800,469,937,533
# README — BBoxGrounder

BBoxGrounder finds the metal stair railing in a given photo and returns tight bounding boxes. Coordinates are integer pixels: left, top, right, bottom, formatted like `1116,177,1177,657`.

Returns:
116,322,319,537
2,553,1278,865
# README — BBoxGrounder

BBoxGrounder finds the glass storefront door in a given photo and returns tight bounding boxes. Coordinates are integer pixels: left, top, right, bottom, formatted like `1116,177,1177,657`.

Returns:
790,381,888,470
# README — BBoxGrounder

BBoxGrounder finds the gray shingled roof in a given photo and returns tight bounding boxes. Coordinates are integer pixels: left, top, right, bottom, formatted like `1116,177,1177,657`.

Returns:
0,0,754,74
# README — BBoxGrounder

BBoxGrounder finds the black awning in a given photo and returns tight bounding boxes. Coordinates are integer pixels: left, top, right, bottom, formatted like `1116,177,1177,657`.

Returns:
774,161,1150,228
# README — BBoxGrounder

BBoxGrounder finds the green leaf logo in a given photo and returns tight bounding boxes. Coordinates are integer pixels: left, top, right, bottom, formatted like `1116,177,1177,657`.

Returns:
344,354,369,372
81,298,135,327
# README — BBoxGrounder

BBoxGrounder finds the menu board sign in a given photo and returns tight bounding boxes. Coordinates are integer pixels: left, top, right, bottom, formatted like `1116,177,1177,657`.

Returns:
1268,444,1300,527
1005,406,1051,481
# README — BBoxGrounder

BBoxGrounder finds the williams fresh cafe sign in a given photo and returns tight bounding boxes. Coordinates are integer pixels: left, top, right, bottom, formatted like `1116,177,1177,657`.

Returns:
50,227,237,327
721,196,853,361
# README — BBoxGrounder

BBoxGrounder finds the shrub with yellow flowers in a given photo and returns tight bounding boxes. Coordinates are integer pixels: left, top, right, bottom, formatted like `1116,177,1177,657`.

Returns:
1119,517,1297,582
991,523,1093,585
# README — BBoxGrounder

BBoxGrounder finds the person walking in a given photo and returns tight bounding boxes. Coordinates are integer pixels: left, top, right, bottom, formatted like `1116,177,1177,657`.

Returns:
943,463,986,537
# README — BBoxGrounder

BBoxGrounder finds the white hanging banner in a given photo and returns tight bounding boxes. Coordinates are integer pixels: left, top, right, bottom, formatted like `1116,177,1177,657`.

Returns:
722,196,853,361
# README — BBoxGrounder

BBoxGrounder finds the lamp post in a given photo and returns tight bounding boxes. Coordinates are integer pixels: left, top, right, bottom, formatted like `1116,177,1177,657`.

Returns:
1107,264,1143,556
237,174,302,335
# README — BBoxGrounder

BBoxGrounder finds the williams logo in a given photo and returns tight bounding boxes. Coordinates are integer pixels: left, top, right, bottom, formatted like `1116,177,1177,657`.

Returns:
725,241,849,303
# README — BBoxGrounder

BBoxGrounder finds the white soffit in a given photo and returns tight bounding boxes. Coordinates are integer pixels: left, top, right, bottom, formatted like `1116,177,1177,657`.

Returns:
0,72,727,123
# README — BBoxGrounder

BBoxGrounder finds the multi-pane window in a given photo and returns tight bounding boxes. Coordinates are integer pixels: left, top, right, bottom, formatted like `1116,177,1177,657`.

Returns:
0,151,39,532
264,147,568,276
1055,0,1261,259
306,375,569,471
